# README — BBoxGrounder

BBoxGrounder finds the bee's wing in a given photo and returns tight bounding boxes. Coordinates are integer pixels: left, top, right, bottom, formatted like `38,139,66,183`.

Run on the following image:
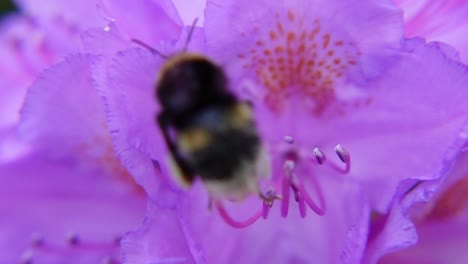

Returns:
158,114,196,188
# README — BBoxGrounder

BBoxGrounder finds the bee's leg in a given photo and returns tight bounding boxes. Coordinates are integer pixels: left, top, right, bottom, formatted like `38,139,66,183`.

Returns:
259,188,281,208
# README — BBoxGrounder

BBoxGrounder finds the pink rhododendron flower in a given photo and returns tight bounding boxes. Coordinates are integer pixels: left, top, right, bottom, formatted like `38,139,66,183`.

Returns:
1,0,467,263
79,0,467,263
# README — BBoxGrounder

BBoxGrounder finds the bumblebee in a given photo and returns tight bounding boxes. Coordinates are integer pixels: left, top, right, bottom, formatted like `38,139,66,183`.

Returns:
156,53,271,201
131,20,268,202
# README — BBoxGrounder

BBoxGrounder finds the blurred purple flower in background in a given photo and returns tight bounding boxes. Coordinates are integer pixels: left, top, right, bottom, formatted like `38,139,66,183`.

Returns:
0,0,467,263
0,0,105,161
0,1,146,263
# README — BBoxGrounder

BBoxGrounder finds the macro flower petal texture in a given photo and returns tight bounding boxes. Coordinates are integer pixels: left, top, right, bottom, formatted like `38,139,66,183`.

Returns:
0,0,105,130
80,0,468,263
1,0,467,263
365,147,468,263
394,0,468,63
0,153,145,264
1,48,146,262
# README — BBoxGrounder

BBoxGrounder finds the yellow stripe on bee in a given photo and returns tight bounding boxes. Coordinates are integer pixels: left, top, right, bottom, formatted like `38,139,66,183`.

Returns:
157,53,208,84
178,128,211,153
166,154,193,189
228,102,254,129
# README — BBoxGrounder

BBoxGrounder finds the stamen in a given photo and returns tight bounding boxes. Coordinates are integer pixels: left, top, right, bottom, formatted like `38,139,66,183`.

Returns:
311,145,351,174
298,170,326,215
331,144,351,173
216,201,262,228
215,142,351,227
67,232,80,246
281,160,295,217
19,251,33,264
284,135,294,144
262,201,270,219
313,147,326,164
335,144,349,163
290,173,307,218
297,191,307,218
30,233,44,247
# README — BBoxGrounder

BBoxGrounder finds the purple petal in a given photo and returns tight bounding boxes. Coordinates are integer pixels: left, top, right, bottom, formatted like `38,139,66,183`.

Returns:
0,125,31,163
394,0,468,63
96,47,165,197
121,201,197,264
205,0,403,82
365,149,468,263
81,26,130,57
379,217,468,264
14,0,106,28
96,26,206,198
123,176,369,263
98,0,183,46
172,0,206,25
329,38,468,212
0,15,82,129
0,153,146,263
18,54,116,168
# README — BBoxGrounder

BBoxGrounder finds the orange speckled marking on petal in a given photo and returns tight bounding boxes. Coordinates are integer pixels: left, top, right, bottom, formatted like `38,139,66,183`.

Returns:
425,175,468,220
76,132,145,196
236,11,364,116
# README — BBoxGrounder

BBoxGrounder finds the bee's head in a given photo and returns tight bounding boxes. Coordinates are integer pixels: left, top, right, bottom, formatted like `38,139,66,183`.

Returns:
157,54,235,118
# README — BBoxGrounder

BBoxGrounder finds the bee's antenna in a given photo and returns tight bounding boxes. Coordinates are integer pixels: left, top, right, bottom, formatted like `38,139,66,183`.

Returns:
131,17,199,58
182,17,199,52
131,38,169,59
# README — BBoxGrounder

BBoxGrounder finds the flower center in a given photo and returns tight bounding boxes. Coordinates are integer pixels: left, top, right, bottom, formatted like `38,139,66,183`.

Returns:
216,136,351,228
236,10,367,115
